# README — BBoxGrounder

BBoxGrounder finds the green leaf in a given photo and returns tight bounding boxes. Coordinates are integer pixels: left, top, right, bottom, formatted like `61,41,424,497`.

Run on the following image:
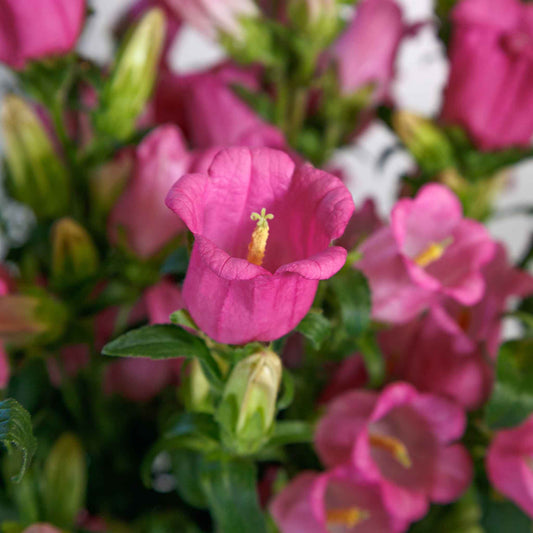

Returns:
356,331,386,388
141,413,220,488
267,421,314,447
479,486,531,533
296,310,332,349
102,324,222,388
201,459,267,533
277,370,295,411
485,339,533,429
171,450,208,509
330,269,371,338
0,399,37,482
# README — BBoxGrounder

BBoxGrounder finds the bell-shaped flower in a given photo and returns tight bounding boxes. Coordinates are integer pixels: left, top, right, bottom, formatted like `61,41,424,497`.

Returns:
154,63,287,150
379,307,494,410
270,467,410,533
358,184,496,323
109,125,190,258
0,0,85,70
487,415,533,518
166,147,354,344
330,0,404,100
442,0,533,150
315,383,473,523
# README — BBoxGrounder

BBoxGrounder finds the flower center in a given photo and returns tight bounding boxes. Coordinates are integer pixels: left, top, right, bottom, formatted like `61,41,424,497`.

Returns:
326,506,369,530
247,208,274,266
413,237,453,268
369,432,412,468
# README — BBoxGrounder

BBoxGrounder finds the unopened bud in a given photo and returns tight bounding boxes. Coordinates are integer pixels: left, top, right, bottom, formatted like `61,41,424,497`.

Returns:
51,218,99,286
183,358,215,413
43,433,87,529
0,291,68,345
217,349,282,454
1,95,70,219
289,0,338,43
95,9,166,141
393,111,456,175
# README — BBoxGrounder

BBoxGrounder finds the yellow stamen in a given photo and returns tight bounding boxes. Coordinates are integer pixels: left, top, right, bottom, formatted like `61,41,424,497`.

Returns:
247,208,274,266
326,507,370,529
413,237,453,268
369,433,412,469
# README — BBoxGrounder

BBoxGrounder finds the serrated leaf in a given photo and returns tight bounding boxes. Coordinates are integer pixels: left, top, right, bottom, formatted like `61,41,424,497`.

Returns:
200,459,267,533
0,399,37,482
485,339,533,429
102,324,222,388
296,311,332,349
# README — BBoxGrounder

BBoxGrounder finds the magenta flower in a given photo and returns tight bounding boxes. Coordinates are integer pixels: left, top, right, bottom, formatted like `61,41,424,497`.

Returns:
270,468,410,533
439,243,533,358
442,0,533,150
315,383,473,523
358,184,496,323
487,415,533,518
154,64,286,151
103,279,183,402
163,0,258,40
336,198,384,251
379,307,493,410
331,0,404,99
109,125,190,258
0,0,85,70
166,147,354,344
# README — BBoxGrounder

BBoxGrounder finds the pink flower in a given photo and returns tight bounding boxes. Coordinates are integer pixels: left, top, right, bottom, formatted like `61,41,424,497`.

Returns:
331,0,404,99
153,63,286,150
22,525,62,533
358,184,496,323
47,344,90,387
439,243,533,358
109,125,189,258
162,0,258,40
0,0,85,70
379,307,493,410
442,0,533,150
487,415,533,518
103,279,183,402
315,383,473,523
166,147,354,344
336,198,384,251
319,354,368,404
270,468,410,533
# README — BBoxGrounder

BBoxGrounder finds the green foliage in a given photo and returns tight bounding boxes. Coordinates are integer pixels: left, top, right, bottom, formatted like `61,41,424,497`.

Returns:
0,399,37,482
296,310,332,349
200,459,267,533
102,324,223,388
485,339,533,429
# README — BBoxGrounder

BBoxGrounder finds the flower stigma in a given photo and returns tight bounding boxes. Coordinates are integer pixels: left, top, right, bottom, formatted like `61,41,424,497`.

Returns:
414,237,453,268
369,433,412,468
247,208,274,266
326,506,370,530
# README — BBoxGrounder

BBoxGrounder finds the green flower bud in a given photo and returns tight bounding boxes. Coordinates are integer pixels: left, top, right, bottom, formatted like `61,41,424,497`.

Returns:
289,0,339,45
183,358,215,413
95,8,166,141
393,111,456,175
217,349,282,455
51,218,99,286
43,433,87,529
1,95,70,219
0,291,68,345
